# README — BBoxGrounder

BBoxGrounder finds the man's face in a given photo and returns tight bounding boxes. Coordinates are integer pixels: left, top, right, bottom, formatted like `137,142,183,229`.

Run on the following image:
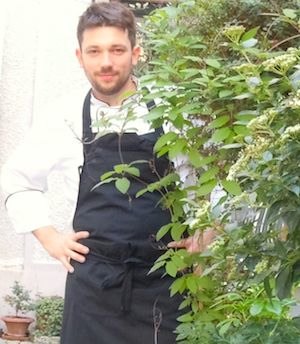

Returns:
76,26,140,99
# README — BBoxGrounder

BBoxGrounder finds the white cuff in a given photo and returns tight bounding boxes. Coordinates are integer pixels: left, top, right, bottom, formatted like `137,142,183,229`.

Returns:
5,191,51,234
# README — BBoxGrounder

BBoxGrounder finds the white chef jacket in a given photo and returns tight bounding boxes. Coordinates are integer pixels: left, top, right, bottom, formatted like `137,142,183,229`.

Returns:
1,89,191,234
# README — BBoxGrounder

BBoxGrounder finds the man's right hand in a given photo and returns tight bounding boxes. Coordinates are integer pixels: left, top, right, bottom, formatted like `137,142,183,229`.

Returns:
33,226,90,273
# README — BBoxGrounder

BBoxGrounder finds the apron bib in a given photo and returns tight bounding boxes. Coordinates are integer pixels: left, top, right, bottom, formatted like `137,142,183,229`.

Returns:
60,91,182,344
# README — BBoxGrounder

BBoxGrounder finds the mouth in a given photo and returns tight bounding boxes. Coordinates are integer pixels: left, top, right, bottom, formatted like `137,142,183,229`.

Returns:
96,72,117,82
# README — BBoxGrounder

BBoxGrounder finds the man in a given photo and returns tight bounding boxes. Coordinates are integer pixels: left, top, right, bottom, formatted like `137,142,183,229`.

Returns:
2,2,189,343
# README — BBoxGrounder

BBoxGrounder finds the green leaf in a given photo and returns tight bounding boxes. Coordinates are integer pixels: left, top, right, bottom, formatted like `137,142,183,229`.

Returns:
170,277,186,296
178,298,190,310
100,171,115,181
194,155,217,167
115,177,130,194
264,277,272,300
153,172,180,189
197,180,217,196
123,166,140,177
168,139,187,159
241,26,259,42
171,223,187,241
221,180,242,196
171,254,187,270
188,148,203,168
218,320,233,336
218,90,233,98
186,276,198,294
197,276,215,290
144,105,168,121
148,260,165,274
166,261,178,277
183,55,202,62
283,8,297,19
114,164,127,174
199,167,219,184
233,125,250,136
135,187,148,198
233,93,252,100
265,300,282,316
154,132,178,152
211,127,232,142
182,68,201,79
177,312,193,323
208,115,230,129
250,302,263,316
129,159,148,166
276,266,293,299
156,223,173,241
204,58,221,69
91,177,116,191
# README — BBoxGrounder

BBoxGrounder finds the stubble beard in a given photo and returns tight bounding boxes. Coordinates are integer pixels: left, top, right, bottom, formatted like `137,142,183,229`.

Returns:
92,70,132,97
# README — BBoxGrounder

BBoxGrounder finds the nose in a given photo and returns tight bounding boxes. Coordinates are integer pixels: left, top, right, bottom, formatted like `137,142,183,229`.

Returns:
101,51,113,68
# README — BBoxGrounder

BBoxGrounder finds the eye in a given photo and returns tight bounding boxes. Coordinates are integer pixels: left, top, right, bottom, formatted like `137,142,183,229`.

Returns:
112,47,125,55
87,49,99,56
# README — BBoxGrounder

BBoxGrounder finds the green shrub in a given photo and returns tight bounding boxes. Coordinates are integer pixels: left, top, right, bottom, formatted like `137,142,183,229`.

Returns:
138,0,300,342
34,296,64,337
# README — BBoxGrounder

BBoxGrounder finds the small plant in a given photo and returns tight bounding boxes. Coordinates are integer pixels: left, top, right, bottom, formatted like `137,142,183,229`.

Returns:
34,296,64,337
4,281,35,317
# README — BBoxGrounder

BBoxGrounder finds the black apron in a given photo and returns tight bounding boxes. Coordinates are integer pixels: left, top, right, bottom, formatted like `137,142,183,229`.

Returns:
60,91,182,344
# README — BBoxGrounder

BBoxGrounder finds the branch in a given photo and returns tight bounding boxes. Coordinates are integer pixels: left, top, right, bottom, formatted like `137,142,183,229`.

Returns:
269,34,300,51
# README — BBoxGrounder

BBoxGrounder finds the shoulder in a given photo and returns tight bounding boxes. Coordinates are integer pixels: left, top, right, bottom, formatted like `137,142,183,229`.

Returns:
34,88,88,137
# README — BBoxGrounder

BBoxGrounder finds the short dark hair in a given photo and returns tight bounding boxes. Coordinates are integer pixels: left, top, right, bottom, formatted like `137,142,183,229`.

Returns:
77,2,137,48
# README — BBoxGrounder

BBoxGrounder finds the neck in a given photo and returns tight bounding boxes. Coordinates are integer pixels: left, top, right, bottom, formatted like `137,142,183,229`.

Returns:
92,77,137,106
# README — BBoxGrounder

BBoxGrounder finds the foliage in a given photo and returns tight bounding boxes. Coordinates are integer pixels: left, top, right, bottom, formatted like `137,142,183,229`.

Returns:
4,281,35,317
92,0,300,341
176,318,300,344
137,0,300,342
34,296,64,337
139,0,300,73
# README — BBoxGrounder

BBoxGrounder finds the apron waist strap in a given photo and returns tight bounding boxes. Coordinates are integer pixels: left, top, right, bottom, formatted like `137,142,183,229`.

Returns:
81,239,161,313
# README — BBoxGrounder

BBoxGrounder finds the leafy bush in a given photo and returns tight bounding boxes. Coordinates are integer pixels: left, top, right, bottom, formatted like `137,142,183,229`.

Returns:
140,0,300,69
138,0,300,342
34,296,64,337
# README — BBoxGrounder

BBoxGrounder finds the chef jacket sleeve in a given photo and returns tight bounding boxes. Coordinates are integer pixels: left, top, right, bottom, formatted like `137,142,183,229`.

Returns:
0,101,80,234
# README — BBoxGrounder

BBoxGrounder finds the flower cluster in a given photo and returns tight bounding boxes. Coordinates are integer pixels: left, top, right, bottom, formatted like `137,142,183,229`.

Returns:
279,123,300,143
208,236,226,254
254,259,269,274
285,89,300,109
247,108,277,134
188,200,211,230
223,25,245,43
233,62,258,76
227,191,257,208
262,52,298,75
227,137,272,180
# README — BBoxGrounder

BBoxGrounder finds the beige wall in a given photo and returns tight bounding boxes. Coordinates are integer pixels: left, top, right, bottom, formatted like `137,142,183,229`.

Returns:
0,0,94,316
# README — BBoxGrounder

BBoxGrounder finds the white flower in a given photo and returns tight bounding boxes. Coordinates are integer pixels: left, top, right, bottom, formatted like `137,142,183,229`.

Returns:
262,53,298,75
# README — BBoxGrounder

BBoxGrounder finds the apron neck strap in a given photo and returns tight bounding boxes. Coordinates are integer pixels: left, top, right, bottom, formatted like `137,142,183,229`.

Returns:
81,89,163,141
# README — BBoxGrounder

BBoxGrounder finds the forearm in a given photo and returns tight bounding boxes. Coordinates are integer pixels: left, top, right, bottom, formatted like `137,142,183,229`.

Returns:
33,225,59,253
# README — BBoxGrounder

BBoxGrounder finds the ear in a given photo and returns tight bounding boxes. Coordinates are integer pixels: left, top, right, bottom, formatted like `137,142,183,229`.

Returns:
131,45,141,66
76,48,83,67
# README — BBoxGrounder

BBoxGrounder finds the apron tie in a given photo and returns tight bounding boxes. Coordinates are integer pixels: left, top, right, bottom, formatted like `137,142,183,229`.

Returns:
101,258,146,314
80,239,162,314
